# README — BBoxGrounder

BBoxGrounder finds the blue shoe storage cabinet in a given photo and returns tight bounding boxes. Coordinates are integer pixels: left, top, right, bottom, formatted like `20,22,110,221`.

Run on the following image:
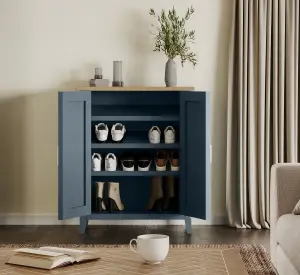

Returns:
58,88,210,234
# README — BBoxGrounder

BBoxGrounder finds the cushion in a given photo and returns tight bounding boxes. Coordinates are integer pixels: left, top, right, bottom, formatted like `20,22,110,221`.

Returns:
293,200,300,215
277,214,300,272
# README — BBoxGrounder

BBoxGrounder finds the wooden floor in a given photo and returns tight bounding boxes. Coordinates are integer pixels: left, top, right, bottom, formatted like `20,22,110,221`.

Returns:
0,225,270,250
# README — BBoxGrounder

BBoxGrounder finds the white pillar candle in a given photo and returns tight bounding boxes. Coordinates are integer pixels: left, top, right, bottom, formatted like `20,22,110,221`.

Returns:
113,61,122,83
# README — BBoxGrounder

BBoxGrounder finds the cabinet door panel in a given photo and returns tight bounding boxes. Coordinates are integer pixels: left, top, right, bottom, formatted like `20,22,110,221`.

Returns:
58,92,91,219
180,91,210,220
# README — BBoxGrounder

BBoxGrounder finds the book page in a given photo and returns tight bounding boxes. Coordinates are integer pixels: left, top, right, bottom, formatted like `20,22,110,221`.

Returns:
39,247,88,258
15,248,65,257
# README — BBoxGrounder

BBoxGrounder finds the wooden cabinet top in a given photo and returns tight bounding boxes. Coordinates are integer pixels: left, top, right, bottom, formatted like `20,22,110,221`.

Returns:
70,86,195,92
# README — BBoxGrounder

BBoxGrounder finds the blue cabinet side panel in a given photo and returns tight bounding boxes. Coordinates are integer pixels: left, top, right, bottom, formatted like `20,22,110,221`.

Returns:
58,92,91,220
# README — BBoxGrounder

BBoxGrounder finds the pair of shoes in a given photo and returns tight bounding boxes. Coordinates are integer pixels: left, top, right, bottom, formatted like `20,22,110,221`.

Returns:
121,152,152,171
95,123,126,142
147,177,177,211
92,153,117,171
148,126,175,144
155,151,179,171
95,182,124,212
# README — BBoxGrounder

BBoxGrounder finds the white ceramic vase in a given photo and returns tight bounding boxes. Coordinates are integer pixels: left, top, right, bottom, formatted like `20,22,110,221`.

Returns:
165,59,177,87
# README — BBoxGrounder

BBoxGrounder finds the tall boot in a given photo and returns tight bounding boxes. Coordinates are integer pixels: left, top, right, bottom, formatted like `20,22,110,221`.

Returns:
147,176,164,211
96,182,106,212
163,177,176,211
108,182,124,212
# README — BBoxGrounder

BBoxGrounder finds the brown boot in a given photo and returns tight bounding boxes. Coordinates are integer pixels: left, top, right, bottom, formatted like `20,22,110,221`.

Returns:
147,176,164,211
163,177,176,211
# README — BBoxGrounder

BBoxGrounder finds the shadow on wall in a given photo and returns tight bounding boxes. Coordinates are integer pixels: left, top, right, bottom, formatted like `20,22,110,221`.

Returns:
120,10,153,85
210,0,233,220
0,90,58,215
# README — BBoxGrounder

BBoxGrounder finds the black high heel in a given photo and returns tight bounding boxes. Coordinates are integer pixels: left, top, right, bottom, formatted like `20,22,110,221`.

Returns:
148,198,164,212
96,198,106,212
162,197,177,211
147,176,164,212
163,177,177,211
107,182,124,212
95,182,106,212
108,198,124,212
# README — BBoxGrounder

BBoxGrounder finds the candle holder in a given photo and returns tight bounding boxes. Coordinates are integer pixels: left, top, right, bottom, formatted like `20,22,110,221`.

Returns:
112,61,124,87
94,67,102,79
89,67,109,87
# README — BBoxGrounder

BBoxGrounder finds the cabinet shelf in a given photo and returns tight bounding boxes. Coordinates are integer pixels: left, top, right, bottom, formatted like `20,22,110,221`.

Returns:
89,212,182,220
91,169,179,177
91,133,179,149
92,142,179,149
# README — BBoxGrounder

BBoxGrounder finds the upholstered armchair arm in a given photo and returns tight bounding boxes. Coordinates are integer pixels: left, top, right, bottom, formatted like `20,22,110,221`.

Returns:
270,163,300,266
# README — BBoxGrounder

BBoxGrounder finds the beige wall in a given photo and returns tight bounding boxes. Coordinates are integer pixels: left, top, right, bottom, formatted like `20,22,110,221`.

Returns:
0,0,233,221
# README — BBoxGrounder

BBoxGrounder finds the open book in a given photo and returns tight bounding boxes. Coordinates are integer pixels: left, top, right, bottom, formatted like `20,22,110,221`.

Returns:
6,246,100,270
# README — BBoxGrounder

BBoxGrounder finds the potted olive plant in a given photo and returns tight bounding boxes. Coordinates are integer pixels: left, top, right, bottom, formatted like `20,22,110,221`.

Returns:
149,6,197,87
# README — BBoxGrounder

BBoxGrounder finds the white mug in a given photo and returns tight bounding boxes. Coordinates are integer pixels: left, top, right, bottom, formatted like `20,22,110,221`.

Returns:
129,234,169,264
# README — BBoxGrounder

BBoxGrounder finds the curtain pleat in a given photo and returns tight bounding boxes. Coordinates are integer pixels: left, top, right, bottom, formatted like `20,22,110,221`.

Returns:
226,0,300,228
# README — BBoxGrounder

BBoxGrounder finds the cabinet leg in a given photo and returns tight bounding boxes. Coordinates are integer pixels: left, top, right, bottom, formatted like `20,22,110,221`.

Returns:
184,216,192,234
79,216,89,234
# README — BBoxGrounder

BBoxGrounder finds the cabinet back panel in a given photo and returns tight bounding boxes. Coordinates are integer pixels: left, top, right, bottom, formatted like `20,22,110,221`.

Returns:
92,105,179,118
92,91,179,106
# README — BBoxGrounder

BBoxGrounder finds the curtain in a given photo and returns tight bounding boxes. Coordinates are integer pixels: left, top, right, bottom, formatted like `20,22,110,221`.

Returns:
226,0,300,229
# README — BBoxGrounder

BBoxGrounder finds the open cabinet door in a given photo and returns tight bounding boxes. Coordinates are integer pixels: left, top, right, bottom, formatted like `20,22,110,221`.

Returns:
58,92,91,219
180,91,210,220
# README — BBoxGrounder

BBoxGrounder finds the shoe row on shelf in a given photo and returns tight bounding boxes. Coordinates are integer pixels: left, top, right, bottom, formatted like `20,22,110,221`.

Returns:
92,151,179,172
94,123,176,144
95,182,124,212
95,123,126,143
94,177,177,213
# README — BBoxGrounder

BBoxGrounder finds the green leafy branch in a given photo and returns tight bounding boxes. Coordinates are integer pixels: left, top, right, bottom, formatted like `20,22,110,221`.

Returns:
149,6,197,67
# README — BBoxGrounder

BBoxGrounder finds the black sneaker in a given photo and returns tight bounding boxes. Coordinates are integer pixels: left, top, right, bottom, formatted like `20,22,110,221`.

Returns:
120,152,135,171
137,152,152,171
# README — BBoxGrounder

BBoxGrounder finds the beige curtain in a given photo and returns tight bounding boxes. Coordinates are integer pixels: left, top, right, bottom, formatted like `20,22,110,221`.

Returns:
226,0,300,229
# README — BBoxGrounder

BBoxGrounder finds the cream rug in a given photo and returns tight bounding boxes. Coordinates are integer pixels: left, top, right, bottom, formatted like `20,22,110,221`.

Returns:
0,244,276,275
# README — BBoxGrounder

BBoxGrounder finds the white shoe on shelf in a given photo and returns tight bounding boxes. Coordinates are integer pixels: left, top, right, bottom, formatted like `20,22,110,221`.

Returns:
105,153,117,171
148,126,161,144
164,126,175,144
95,123,108,142
108,182,124,211
92,153,102,171
111,123,126,142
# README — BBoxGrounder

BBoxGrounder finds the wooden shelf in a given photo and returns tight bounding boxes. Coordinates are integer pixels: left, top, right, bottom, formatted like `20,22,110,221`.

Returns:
76,86,195,92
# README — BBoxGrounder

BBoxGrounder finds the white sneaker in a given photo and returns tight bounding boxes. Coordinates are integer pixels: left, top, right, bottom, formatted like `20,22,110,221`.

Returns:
148,126,161,144
164,126,175,144
95,123,108,142
105,153,117,171
92,153,102,171
111,123,126,142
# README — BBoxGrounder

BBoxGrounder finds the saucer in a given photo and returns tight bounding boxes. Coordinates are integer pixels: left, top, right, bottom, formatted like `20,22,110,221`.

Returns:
145,261,161,265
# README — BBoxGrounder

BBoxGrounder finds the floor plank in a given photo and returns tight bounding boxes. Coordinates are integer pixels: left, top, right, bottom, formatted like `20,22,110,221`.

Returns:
0,225,270,251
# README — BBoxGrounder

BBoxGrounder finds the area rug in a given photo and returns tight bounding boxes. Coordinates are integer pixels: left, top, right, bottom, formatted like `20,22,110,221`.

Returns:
0,244,277,275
